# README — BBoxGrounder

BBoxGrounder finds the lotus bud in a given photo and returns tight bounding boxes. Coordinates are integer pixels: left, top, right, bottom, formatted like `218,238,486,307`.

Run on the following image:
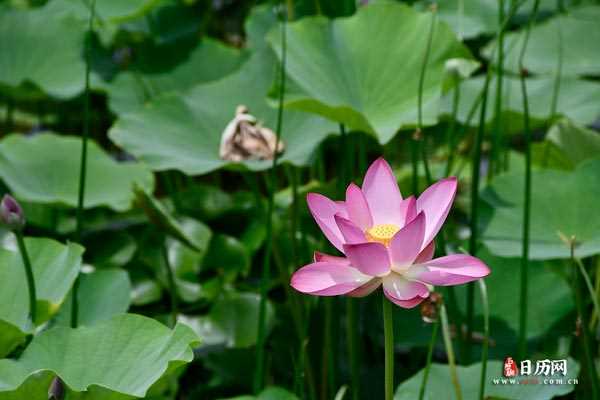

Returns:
0,194,25,231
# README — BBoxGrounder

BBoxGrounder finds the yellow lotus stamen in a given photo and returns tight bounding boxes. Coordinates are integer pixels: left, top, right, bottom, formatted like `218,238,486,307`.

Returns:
365,224,400,246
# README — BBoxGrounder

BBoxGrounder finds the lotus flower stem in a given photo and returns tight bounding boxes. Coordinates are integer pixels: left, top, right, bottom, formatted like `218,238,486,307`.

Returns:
15,232,36,325
575,257,600,328
489,0,505,180
71,0,96,329
465,62,491,361
549,17,563,120
444,75,461,178
254,8,287,392
161,242,178,328
347,298,360,400
477,279,489,400
517,0,539,360
417,6,436,187
418,318,439,400
440,302,462,400
383,294,394,400
570,244,600,399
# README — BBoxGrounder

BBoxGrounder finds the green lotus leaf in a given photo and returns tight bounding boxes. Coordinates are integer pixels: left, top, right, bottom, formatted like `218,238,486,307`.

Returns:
457,249,574,339
219,387,299,400
448,75,600,130
545,119,600,168
0,314,199,398
0,237,84,357
104,37,248,115
0,133,154,212
55,269,131,327
485,6,600,77
417,0,499,39
0,5,86,99
109,5,337,176
267,2,473,144
483,158,600,259
395,358,579,399
46,0,162,24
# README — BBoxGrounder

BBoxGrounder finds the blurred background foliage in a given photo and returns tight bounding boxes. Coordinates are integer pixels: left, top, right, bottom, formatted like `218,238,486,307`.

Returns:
0,0,599,399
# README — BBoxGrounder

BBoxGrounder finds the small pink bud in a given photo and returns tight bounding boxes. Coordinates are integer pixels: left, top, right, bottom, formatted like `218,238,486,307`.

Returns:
0,194,25,231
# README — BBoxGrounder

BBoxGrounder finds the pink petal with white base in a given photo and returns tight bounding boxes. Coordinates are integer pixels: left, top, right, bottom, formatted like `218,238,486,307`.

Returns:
414,241,436,264
416,177,457,247
382,274,430,300
345,183,373,230
398,196,417,227
384,293,427,308
307,193,348,252
347,278,382,297
361,158,403,225
335,215,366,244
314,251,350,265
390,212,426,271
344,242,391,277
407,254,490,286
291,262,371,296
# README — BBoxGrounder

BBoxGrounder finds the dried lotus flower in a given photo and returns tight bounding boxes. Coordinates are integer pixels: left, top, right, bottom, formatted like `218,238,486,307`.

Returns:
219,105,284,162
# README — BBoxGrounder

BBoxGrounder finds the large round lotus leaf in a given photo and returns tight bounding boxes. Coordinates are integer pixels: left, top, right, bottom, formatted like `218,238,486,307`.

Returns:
54,269,132,327
0,237,84,357
0,5,86,99
416,0,499,39
447,75,600,130
103,38,248,115
545,119,600,168
109,6,336,176
219,387,299,400
266,2,472,144
485,6,600,77
0,314,199,398
456,249,573,339
394,359,579,399
45,0,162,24
482,158,600,259
0,133,154,211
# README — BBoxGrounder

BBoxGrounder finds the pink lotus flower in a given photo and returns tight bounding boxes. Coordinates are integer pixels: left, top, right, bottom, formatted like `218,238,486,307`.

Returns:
291,158,490,308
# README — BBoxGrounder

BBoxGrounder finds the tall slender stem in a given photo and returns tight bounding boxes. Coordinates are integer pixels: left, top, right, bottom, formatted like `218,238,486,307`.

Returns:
15,232,36,325
347,298,360,400
465,66,491,361
254,7,287,392
575,257,600,325
440,303,462,400
445,76,461,178
382,296,394,400
477,279,489,400
417,6,436,186
418,318,439,400
71,0,96,329
489,0,505,180
517,0,539,360
161,242,178,328
571,244,600,399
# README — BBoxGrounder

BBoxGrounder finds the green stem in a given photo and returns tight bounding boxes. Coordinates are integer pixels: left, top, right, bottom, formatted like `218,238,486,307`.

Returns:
517,0,539,360
477,279,489,400
161,242,178,328
254,9,287,392
571,246,600,399
383,295,394,400
418,7,436,186
347,298,360,400
440,303,462,400
489,0,505,180
71,0,95,329
411,138,420,196
15,232,36,325
418,318,439,400
575,257,600,325
465,64,492,361
445,76,461,178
